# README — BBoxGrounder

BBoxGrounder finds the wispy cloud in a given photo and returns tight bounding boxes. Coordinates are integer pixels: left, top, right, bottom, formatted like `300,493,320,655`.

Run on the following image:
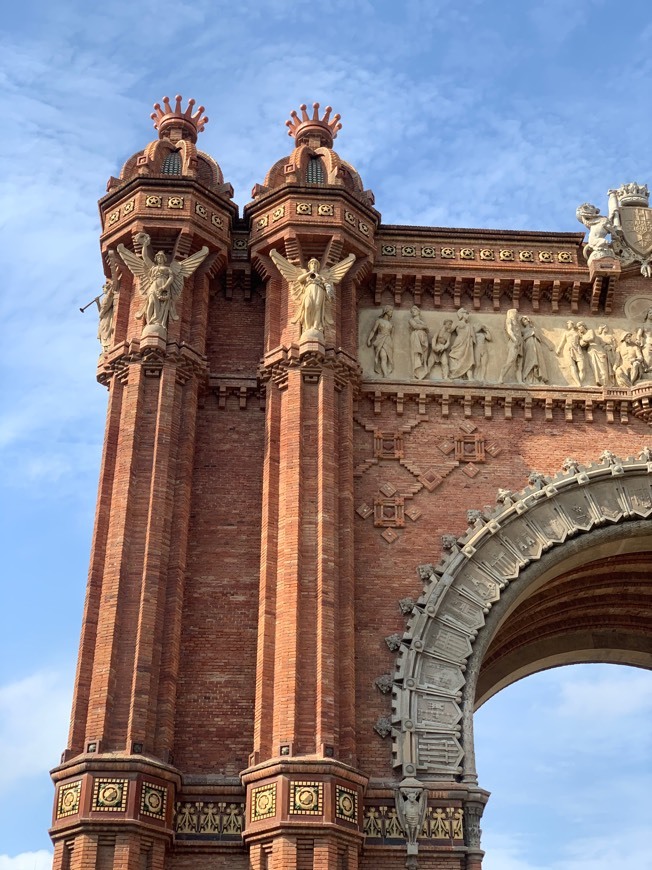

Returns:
476,665,652,868
0,670,72,792
483,827,651,870
0,851,54,870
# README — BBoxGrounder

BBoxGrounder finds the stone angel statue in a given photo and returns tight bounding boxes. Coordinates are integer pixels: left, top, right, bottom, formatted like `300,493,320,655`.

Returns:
269,248,356,339
118,233,209,338
95,250,121,352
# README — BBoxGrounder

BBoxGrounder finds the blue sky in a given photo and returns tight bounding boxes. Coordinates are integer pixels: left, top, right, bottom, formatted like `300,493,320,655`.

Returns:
1,1,651,867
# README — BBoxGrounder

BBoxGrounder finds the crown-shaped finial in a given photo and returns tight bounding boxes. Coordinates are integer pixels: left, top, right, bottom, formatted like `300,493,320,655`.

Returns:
285,102,342,146
151,95,208,142
617,182,650,207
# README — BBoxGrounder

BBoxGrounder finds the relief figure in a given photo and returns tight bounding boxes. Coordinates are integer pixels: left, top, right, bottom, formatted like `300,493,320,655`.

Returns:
367,305,394,377
577,321,613,386
598,325,618,376
428,319,454,379
408,305,430,379
636,307,652,371
448,307,476,379
614,333,644,386
474,324,493,381
520,315,552,384
556,321,586,386
499,309,523,384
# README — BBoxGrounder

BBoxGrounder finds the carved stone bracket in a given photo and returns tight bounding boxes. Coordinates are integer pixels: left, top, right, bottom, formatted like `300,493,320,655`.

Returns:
97,337,209,387
260,342,362,391
361,383,634,425
209,375,263,411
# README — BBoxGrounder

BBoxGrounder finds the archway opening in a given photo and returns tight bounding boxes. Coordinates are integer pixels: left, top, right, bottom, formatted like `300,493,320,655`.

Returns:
475,548,652,709
474,662,652,870
469,531,652,869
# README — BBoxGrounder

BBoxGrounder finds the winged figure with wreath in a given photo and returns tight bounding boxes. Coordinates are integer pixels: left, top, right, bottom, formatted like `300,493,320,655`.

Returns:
118,233,209,338
269,248,356,339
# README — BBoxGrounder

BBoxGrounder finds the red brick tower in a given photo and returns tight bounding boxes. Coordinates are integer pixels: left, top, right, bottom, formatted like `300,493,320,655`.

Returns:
50,95,237,870
51,97,652,870
241,102,379,868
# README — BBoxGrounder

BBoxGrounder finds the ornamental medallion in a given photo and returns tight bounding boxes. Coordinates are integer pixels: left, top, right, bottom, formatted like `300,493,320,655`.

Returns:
620,205,652,258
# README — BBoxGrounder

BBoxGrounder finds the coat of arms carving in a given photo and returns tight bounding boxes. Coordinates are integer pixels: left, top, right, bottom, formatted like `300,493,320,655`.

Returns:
577,182,652,277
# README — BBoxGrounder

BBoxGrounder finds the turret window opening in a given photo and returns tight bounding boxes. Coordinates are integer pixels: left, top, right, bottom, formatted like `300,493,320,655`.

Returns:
307,155,325,184
162,151,182,175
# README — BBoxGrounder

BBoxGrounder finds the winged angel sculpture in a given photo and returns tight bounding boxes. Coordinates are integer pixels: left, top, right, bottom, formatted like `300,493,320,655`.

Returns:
118,233,209,338
269,249,356,339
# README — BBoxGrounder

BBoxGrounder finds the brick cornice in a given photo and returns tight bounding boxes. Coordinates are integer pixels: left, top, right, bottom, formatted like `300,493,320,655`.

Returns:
243,183,380,226
99,174,238,219
259,341,361,391
97,336,209,386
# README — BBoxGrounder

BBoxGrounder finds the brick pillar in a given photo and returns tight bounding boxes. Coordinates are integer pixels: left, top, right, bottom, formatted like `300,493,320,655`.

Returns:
251,336,361,765
243,185,376,866
313,838,340,870
51,123,234,866
271,835,298,869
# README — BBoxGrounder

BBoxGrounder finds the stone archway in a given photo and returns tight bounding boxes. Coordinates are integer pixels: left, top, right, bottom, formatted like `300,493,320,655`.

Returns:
391,451,652,784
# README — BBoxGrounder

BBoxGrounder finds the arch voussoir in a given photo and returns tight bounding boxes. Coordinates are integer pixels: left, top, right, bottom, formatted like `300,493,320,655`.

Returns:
391,450,652,781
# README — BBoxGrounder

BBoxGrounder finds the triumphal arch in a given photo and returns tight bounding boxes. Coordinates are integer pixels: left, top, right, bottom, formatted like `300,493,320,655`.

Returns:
50,97,652,870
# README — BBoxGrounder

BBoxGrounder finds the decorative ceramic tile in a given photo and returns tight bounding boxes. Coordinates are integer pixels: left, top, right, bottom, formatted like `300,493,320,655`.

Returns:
57,780,81,818
140,782,167,819
290,781,323,815
335,786,358,822
92,778,128,812
251,784,276,821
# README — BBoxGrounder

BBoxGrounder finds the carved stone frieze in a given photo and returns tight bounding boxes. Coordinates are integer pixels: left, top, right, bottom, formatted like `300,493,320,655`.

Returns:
363,800,463,843
359,306,652,391
175,799,245,839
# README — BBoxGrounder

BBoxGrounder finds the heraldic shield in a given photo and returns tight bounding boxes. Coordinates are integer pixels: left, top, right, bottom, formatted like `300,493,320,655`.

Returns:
620,206,652,258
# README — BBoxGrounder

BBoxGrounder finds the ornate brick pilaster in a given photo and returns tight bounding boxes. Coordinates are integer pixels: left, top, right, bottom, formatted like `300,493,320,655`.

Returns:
54,97,235,870
242,759,367,870
242,115,378,861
